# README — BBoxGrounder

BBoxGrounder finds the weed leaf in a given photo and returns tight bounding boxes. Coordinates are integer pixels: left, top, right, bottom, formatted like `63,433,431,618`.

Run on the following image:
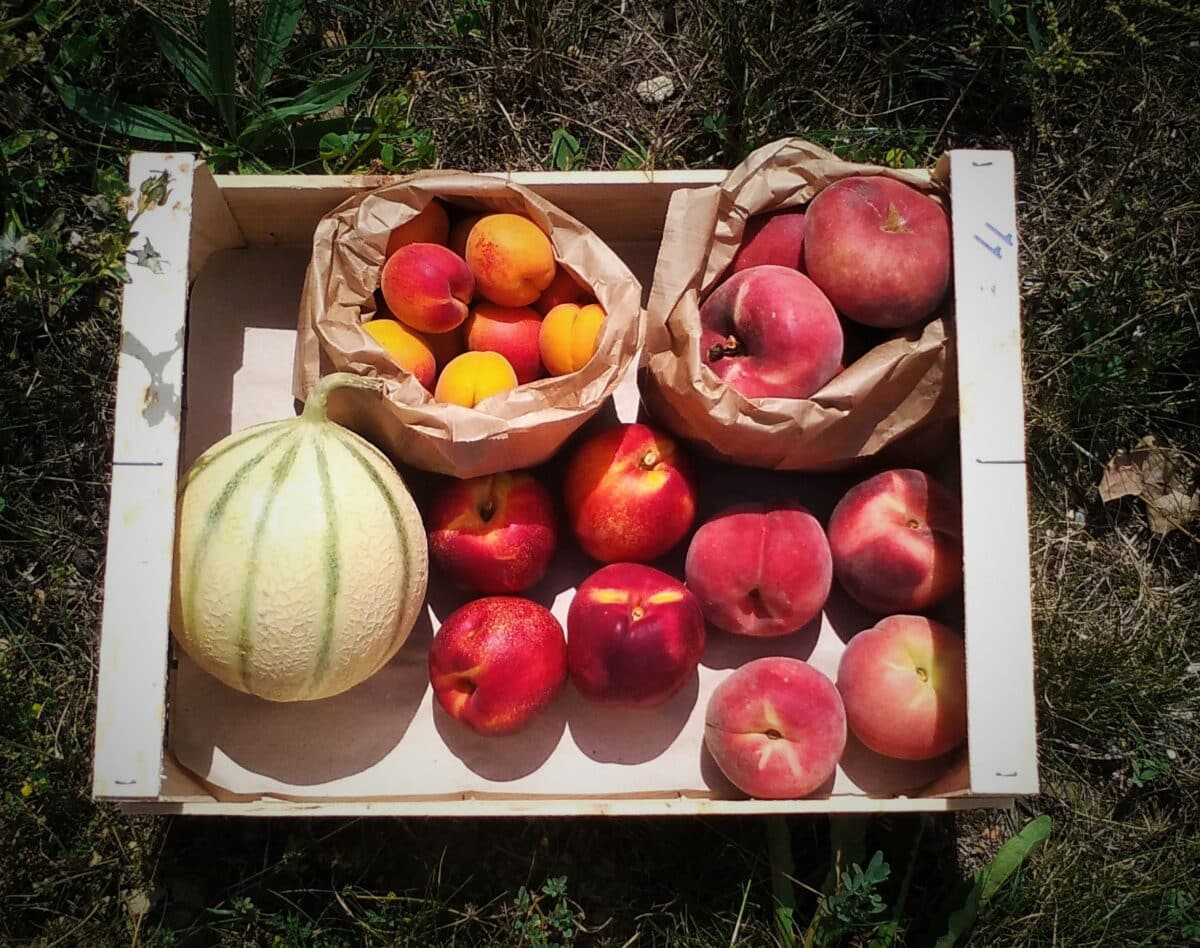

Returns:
252,0,304,96
53,80,204,144
149,19,215,106
935,816,1051,947
205,0,239,136
262,66,372,124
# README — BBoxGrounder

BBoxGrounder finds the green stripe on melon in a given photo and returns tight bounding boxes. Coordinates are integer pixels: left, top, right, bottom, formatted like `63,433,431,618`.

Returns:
169,373,429,702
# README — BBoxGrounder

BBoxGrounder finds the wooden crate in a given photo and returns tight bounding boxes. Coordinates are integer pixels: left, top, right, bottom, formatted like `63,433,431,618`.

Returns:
93,153,1037,816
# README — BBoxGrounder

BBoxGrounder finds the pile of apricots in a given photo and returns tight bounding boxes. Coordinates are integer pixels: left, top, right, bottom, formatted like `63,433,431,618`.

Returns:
362,200,605,407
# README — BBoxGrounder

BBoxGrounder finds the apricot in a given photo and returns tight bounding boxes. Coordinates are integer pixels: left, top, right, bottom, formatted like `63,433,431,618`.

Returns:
539,302,605,377
465,302,544,384
434,351,519,408
535,266,592,315
361,318,436,390
380,242,474,334
465,213,556,307
385,200,450,257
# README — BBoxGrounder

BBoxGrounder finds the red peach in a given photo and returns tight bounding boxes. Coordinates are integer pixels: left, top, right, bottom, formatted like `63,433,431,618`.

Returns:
804,176,951,329
427,471,558,594
428,596,567,735
837,615,967,760
563,423,697,564
464,302,545,384
728,208,806,275
684,503,832,637
380,242,474,334
700,265,843,400
827,468,962,614
567,563,705,708
704,657,846,799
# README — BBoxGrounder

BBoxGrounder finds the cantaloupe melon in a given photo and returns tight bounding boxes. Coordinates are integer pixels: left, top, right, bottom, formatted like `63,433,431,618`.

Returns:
169,372,428,702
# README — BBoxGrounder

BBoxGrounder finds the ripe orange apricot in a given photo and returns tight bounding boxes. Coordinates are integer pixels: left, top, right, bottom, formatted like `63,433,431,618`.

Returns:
385,200,450,257
539,302,605,376
465,213,556,308
361,318,437,390
434,351,519,408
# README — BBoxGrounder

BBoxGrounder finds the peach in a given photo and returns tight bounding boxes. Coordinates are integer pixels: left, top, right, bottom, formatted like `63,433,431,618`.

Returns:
539,302,605,377
434,351,518,408
837,615,967,760
535,266,592,315
429,596,567,735
803,176,951,329
465,213,556,307
684,503,832,637
728,208,806,275
360,318,436,390
380,242,474,334
704,657,846,799
827,468,962,614
465,302,545,384
385,200,450,257
700,265,843,399
563,423,696,563
427,471,558,594
448,212,484,258
567,563,705,708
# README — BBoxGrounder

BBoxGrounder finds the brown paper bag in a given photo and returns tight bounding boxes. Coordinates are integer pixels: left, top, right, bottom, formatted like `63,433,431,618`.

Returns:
293,172,644,478
641,138,957,471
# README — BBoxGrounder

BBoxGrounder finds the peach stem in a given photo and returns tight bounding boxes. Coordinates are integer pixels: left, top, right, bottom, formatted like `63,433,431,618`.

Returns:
707,334,744,363
883,202,908,233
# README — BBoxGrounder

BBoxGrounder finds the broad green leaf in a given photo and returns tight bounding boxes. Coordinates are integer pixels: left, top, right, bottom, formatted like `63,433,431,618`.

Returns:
54,81,204,144
252,0,304,96
205,0,239,135
241,65,371,140
935,816,1051,948
150,19,214,106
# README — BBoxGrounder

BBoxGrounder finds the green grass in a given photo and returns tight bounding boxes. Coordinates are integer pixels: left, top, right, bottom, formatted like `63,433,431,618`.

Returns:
2,0,1198,944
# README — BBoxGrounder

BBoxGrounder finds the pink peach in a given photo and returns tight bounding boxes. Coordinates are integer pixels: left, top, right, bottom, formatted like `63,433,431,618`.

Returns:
380,242,474,334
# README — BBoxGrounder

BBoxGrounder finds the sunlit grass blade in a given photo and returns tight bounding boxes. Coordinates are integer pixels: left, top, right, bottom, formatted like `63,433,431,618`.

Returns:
204,0,239,136
53,79,204,144
252,0,304,97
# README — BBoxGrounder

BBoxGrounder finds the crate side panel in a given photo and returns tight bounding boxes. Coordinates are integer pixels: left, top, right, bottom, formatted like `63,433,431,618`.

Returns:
93,154,194,799
950,151,1039,796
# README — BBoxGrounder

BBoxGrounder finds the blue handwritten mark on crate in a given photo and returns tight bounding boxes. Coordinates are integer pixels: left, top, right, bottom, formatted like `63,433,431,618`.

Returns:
973,222,1014,259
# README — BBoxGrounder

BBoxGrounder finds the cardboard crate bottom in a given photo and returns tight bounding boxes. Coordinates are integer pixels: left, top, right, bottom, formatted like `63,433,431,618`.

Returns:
93,156,1037,816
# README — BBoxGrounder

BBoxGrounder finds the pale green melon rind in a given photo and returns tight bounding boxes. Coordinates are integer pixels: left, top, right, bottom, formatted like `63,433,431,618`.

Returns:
179,420,283,489
181,428,294,650
306,435,341,698
234,435,304,691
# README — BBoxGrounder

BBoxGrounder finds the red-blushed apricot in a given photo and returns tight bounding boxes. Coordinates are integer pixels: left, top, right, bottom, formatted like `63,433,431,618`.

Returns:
428,596,566,735
827,468,962,614
684,503,832,637
563,423,696,563
465,213,556,307
380,242,474,334
567,563,705,708
385,200,450,257
360,318,436,390
427,471,557,594
464,302,545,384
836,614,967,760
704,657,846,799
804,176,951,329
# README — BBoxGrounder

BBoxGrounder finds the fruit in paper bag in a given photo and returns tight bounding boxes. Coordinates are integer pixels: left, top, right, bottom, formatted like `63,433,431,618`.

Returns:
827,468,962,614
563,423,697,563
169,373,429,702
434,351,519,407
684,503,832,638
380,242,474,334
464,302,545,384
837,615,967,760
699,265,843,400
385,200,450,256
566,563,705,707
728,208,807,275
535,266,592,315
428,471,558,593
361,318,437,390
539,302,605,377
704,657,846,799
465,213,556,307
803,176,951,329
429,596,567,735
